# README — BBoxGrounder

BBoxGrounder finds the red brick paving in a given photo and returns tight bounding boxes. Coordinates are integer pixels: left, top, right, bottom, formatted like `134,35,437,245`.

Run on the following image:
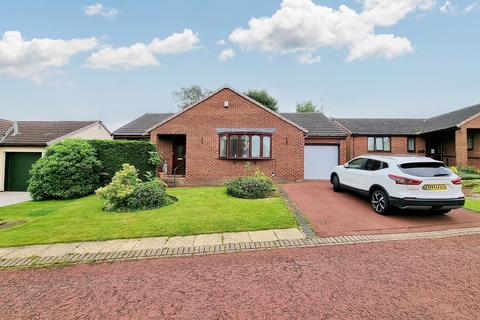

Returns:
283,181,480,237
1,234,479,319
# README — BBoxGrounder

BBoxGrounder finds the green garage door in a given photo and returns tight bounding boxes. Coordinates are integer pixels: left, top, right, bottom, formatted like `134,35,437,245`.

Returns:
4,152,42,191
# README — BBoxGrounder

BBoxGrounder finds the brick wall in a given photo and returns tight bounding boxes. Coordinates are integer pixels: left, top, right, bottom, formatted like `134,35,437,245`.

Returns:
150,88,305,185
459,115,480,167
305,137,347,164
346,135,426,160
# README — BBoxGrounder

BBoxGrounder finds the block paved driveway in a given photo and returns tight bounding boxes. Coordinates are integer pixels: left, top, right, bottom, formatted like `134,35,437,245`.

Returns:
1,234,478,319
283,181,480,237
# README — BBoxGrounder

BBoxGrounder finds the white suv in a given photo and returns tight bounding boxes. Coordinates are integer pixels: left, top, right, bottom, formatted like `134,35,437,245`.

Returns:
330,155,465,215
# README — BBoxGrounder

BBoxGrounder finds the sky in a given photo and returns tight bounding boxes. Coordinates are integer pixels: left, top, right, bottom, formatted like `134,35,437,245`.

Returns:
0,0,479,131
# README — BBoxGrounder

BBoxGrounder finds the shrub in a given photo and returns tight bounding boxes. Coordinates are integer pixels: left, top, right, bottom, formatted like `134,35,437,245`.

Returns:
462,179,480,188
225,171,275,199
96,164,174,212
457,166,480,174
127,180,174,211
28,139,101,200
457,172,480,180
87,140,162,185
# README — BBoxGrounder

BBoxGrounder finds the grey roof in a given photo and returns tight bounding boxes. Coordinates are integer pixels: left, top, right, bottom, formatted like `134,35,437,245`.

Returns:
112,113,174,137
422,103,480,133
0,121,98,146
281,113,347,137
113,112,346,138
336,103,480,135
335,118,425,135
0,119,12,138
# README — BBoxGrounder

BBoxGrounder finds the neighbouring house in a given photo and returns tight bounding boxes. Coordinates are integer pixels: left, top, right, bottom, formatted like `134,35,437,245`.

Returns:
335,103,480,167
0,120,111,191
113,86,347,185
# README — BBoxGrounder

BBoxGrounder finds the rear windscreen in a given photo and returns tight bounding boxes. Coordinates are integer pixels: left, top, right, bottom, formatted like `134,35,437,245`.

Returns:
398,162,452,177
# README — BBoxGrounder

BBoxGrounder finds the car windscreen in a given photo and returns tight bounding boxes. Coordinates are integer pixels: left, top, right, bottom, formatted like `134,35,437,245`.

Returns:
398,162,452,177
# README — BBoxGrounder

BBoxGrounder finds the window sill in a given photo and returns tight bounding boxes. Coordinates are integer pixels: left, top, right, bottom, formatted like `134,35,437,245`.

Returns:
218,157,273,160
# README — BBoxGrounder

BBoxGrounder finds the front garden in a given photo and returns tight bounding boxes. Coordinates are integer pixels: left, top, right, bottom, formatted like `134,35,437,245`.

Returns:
0,186,296,247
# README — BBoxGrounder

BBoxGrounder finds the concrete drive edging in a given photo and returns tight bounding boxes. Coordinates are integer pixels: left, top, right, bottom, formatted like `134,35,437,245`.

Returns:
1,227,479,269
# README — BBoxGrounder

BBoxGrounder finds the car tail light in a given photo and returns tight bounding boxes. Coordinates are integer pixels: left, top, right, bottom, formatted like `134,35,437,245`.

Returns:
388,174,422,185
452,177,462,185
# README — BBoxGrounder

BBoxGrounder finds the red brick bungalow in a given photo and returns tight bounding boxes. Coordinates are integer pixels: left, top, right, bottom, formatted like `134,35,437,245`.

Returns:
113,86,347,185
335,103,480,168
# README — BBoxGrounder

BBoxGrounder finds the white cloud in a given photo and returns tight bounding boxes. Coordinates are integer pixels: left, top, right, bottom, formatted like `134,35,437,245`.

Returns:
84,3,119,18
0,31,97,81
149,29,200,54
297,52,321,64
217,39,225,46
229,0,434,61
86,29,199,70
86,43,158,70
439,1,456,13
464,2,480,12
347,34,413,61
218,48,235,61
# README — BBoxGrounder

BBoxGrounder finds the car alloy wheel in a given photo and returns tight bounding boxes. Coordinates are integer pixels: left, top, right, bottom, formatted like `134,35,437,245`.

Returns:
371,190,389,214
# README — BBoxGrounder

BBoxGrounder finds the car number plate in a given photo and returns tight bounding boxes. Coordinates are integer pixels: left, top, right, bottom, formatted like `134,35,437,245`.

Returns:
422,184,447,191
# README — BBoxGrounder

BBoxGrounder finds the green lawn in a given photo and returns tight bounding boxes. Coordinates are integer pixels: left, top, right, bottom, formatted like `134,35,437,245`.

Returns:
464,198,480,213
0,187,297,247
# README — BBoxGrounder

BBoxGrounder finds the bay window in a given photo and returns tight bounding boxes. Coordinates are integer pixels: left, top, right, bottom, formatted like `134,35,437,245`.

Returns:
219,133,272,159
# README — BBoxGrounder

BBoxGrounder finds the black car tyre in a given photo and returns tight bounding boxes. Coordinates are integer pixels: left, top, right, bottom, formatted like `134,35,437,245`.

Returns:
332,175,342,192
371,189,390,215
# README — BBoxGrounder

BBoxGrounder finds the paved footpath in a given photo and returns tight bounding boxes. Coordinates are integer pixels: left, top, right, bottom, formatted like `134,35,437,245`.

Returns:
1,233,479,319
0,228,305,267
1,226,479,268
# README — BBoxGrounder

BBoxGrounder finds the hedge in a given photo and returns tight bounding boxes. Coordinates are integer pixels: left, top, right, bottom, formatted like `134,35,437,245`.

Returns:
87,140,161,185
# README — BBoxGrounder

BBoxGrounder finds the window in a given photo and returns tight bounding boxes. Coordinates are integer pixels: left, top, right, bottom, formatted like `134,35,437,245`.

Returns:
467,132,474,150
346,158,367,169
399,162,451,177
251,135,261,157
262,136,271,158
367,136,391,152
219,134,272,159
407,137,415,152
368,137,375,151
219,135,227,157
364,159,382,171
240,135,249,158
229,135,239,158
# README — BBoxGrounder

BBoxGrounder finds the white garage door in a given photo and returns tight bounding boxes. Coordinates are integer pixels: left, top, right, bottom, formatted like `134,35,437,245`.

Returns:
304,145,339,180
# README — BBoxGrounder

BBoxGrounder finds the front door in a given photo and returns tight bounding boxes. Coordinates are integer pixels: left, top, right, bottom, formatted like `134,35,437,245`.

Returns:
172,140,186,175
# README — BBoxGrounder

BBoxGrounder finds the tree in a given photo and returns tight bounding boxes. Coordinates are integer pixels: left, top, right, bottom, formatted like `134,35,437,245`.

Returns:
173,85,211,109
244,89,279,112
296,100,318,113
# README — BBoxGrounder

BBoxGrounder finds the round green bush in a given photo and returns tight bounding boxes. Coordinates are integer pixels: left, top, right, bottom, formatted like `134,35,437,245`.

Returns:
127,180,175,211
96,164,175,212
225,174,275,199
28,139,101,200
